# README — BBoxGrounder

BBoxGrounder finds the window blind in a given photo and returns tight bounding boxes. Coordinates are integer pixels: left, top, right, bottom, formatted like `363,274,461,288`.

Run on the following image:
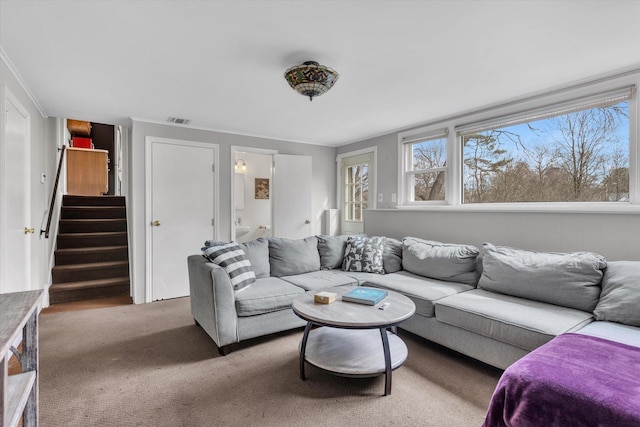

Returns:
401,128,449,145
456,85,635,136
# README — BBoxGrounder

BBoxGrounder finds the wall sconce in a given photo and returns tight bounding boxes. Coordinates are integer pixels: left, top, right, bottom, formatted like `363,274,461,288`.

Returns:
235,159,248,173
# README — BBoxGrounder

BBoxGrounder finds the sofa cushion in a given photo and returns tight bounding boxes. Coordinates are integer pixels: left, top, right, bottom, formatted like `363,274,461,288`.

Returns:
317,235,349,270
383,237,403,273
402,237,479,285
280,270,358,291
234,277,305,316
202,243,256,293
269,237,320,277
478,243,606,312
576,321,640,347
360,271,474,317
594,261,640,327
435,289,594,351
342,236,386,274
239,238,270,279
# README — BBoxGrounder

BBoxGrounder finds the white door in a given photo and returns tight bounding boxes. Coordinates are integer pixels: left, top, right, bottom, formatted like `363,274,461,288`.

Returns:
149,139,216,300
2,89,31,294
340,152,373,235
272,154,312,239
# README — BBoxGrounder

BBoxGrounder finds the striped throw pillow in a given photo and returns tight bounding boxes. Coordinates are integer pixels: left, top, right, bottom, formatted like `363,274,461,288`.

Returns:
202,242,256,293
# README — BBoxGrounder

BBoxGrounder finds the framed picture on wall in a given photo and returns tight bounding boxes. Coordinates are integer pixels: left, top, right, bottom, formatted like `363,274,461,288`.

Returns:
255,178,269,199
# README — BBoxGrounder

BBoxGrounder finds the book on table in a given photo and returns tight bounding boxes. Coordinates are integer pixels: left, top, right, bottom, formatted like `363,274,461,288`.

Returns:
342,287,388,306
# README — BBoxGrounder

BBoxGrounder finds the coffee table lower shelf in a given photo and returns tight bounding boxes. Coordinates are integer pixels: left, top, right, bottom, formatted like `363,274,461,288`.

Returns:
299,327,408,394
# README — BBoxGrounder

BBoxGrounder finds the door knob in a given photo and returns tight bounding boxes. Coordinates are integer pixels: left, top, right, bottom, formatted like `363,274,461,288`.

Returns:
24,227,35,234
152,220,162,226
305,219,311,224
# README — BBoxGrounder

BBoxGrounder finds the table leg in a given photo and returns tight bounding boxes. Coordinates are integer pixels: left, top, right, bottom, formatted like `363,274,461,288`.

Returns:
380,328,392,396
299,322,312,381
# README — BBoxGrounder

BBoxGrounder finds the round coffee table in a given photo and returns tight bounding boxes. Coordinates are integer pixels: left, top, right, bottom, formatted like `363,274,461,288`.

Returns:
292,287,416,396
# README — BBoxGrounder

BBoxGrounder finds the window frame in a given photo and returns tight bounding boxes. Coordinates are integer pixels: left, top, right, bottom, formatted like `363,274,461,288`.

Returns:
397,71,639,212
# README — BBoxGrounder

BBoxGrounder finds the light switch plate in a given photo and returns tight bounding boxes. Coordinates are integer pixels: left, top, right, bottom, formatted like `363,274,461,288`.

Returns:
378,193,384,202
40,173,46,184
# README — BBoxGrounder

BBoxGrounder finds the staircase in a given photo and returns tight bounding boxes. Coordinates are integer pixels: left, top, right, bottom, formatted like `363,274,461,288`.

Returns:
49,195,131,304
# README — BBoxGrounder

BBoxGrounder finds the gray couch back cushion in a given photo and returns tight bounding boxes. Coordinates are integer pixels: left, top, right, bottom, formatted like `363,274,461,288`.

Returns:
594,261,640,326
269,236,321,277
478,243,606,312
383,238,403,273
317,235,349,270
402,237,479,285
240,238,270,278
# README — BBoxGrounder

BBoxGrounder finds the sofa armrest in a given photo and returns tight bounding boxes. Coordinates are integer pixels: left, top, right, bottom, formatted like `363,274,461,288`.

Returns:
188,255,238,348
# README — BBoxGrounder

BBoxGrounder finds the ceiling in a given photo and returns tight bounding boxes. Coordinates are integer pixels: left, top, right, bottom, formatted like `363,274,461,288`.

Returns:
1,1,639,147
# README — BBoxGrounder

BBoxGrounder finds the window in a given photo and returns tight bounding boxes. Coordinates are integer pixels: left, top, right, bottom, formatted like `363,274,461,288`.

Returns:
397,81,637,209
458,88,633,204
343,158,369,222
401,130,448,203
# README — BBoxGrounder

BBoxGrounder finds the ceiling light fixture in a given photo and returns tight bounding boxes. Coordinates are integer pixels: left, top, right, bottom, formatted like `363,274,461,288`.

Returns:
284,61,339,101
235,159,248,173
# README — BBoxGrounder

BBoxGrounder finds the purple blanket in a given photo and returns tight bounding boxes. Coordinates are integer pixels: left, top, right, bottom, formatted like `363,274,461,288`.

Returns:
483,333,640,427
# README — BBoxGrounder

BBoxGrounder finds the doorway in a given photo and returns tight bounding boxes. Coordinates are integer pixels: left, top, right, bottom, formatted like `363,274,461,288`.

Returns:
1,87,31,293
337,148,376,235
233,150,274,242
146,137,218,301
231,148,313,241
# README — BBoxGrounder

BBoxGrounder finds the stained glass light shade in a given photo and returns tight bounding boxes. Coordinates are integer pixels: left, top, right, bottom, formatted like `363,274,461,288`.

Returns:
284,61,339,101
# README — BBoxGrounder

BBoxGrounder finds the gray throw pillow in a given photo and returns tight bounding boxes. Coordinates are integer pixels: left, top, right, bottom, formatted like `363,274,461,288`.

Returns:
317,235,349,270
402,237,479,285
342,236,386,274
383,237,403,273
594,261,640,326
239,238,270,278
268,236,320,277
479,243,606,312
202,242,256,293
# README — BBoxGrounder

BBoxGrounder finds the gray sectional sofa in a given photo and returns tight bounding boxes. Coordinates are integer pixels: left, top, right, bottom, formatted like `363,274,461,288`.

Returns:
187,235,640,369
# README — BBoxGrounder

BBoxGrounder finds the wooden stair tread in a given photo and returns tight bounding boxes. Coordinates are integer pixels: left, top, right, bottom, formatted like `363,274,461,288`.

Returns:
55,245,128,254
52,260,128,271
58,231,127,238
49,277,130,292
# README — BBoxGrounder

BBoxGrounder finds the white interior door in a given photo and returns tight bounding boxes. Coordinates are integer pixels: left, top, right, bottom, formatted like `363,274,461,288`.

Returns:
2,89,31,294
149,139,216,300
272,154,312,239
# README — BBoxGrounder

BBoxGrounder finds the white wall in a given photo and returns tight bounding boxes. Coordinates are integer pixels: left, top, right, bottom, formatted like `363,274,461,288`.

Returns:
129,120,336,303
0,54,58,298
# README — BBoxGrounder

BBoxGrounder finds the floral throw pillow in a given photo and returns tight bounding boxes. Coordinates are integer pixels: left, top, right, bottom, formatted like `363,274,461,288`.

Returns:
342,236,386,274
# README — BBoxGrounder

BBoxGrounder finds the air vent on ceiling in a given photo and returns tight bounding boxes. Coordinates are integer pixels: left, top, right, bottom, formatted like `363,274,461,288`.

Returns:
167,117,191,125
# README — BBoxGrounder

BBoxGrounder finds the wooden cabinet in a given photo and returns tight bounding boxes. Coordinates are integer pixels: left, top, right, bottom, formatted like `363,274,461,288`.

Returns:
0,290,43,427
66,147,109,196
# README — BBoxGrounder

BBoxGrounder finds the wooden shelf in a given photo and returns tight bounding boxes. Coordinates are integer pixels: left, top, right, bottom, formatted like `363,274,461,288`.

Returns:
1,290,42,427
6,372,36,427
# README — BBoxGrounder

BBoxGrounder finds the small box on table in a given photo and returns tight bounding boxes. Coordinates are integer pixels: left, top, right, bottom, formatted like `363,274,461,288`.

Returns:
314,291,337,304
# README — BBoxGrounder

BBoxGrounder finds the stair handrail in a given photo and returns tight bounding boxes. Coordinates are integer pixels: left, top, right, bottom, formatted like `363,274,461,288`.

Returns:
41,145,66,238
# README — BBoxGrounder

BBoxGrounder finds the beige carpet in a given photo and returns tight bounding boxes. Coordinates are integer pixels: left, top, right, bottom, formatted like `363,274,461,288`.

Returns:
39,298,501,426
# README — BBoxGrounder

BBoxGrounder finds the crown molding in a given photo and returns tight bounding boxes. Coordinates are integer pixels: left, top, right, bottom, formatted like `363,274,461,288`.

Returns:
0,46,47,118
129,116,336,147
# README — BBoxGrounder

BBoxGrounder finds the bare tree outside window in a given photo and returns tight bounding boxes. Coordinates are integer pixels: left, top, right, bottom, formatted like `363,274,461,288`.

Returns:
462,101,629,203
411,138,446,201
